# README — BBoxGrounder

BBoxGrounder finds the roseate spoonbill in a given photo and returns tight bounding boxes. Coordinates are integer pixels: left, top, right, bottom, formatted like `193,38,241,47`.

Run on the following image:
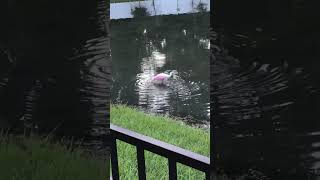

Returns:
152,71,174,85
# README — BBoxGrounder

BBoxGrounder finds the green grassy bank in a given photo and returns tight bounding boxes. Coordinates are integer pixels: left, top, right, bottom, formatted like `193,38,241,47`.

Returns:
0,134,108,180
111,104,210,179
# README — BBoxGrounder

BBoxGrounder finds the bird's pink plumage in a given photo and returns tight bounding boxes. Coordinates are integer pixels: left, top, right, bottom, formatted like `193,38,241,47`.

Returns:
153,74,165,80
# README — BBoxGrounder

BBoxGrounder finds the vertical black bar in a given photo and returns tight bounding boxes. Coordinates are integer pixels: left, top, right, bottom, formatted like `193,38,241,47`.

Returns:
211,0,217,176
111,137,119,180
205,170,210,180
168,159,177,180
137,145,147,180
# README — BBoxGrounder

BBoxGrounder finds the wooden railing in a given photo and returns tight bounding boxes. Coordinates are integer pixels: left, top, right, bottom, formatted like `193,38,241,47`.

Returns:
110,124,211,180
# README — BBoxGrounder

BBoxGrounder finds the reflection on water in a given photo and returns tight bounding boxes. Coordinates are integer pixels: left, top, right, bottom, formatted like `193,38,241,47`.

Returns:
111,0,210,19
111,13,210,126
212,2,320,178
136,51,170,113
0,0,110,152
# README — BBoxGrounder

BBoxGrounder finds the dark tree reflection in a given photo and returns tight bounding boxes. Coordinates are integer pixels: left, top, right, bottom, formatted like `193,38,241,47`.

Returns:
131,6,150,18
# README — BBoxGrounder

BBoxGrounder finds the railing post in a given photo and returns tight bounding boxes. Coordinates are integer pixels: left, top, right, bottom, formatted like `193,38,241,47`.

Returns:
137,145,147,180
111,137,119,180
168,158,177,180
205,170,210,180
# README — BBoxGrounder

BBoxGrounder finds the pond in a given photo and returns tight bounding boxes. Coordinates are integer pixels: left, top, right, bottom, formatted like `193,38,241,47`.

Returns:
213,1,320,179
111,11,210,126
0,0,110,150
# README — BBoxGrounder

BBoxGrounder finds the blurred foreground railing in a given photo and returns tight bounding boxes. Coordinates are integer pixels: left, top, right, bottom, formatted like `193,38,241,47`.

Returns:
110,123,211,180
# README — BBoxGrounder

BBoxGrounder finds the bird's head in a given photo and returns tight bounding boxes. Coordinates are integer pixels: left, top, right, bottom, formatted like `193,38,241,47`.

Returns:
169,70,177,79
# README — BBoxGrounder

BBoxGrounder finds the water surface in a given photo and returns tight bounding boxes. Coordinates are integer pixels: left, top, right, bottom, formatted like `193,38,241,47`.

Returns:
111,13,210,126
212,1,320,178
0,0,110,152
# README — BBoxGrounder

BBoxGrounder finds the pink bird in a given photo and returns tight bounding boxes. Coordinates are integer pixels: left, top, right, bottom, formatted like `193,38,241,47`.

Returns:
152,72,174,85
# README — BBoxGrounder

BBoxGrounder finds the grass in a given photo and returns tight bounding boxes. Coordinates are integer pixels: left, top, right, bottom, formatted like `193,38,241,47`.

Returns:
0,133,109,180
111,104,210,180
